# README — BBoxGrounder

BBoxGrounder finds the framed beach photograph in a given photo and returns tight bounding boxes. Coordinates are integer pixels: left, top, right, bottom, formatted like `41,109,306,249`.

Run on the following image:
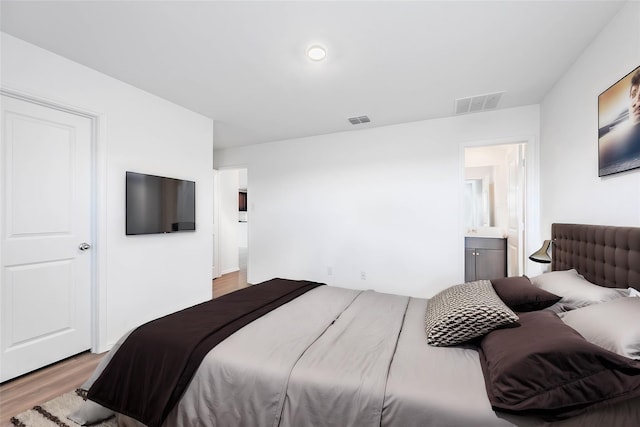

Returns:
598,64,640,177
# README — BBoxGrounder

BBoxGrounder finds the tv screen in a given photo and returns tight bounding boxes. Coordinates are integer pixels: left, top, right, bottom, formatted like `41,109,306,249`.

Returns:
126,171,196,235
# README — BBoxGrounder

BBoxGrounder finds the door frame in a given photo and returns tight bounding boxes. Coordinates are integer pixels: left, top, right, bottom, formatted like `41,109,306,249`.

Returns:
1,87,107,354
459,135,541,280
215,166,249,281
212,169,220,279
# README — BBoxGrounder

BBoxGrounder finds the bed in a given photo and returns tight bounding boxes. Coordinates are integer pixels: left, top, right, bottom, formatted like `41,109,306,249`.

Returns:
74,223,640,427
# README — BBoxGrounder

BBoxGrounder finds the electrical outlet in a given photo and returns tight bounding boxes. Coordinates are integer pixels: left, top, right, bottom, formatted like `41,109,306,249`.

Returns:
327,267,333,276
360,271,366,280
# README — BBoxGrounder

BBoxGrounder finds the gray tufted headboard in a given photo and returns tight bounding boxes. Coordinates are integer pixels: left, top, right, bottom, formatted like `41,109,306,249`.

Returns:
551,223,640,291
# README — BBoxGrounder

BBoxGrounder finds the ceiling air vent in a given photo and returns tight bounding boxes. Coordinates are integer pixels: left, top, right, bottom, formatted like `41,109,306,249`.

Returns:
455,92,504,115
348,115,371,125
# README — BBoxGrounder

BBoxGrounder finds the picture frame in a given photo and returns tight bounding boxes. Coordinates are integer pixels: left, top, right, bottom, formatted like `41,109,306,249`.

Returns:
598,64,640,177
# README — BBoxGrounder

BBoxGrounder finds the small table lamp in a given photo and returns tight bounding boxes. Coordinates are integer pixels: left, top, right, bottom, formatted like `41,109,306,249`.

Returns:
529,240,552,264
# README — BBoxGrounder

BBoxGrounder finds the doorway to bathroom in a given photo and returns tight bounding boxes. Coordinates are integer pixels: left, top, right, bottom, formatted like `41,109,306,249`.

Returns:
464,142,526,278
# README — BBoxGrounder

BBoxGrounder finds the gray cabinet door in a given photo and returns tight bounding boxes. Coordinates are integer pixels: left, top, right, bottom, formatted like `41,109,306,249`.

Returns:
465,248,477,282
476,249,506,280
464,237,507,282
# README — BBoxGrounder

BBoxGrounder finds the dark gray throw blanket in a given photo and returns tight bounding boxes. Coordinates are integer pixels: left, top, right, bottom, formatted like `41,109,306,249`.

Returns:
87,278,324,427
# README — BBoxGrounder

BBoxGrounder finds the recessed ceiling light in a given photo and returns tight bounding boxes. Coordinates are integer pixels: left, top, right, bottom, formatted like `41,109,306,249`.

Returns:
306,45,327,62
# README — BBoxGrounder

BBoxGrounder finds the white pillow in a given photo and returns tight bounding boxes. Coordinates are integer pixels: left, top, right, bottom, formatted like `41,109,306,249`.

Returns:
560,297,640,360
530,269,627,309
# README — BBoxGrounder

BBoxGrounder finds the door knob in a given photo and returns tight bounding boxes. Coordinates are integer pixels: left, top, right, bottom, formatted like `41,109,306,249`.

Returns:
79,242,91,251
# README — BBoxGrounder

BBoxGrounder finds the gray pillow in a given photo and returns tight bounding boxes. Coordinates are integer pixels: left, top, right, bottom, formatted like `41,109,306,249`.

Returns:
68,398,115,426
530,269,628,309
542,301,570,315
425,280,518,346
560,297,640,360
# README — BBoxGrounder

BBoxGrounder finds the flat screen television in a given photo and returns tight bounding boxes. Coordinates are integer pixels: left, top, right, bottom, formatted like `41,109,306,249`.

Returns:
126,171,196,235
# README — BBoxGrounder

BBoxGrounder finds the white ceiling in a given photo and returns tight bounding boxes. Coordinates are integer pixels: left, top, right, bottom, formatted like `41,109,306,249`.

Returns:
0,1,626,150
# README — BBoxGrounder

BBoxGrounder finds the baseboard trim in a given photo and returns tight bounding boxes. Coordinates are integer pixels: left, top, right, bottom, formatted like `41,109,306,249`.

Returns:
220,267,240,276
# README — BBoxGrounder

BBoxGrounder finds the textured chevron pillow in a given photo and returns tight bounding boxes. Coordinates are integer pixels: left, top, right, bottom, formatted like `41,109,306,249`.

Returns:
425,280,519,346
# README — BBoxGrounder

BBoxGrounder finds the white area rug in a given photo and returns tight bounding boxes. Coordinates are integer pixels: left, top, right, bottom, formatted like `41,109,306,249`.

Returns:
10,390,116,427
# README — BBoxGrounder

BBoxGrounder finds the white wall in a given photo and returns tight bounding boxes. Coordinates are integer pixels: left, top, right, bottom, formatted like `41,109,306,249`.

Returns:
238,222,248,248
1,33,214,350
239,169,248,190
215,106,539,297
219,169,240,274
540,1,640,233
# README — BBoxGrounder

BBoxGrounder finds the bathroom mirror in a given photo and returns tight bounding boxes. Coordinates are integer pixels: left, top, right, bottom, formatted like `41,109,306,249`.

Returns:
464,170,495,229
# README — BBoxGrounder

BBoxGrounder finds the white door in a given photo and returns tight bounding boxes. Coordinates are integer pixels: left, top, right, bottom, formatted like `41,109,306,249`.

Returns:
1,95,92,382
506,144,526,277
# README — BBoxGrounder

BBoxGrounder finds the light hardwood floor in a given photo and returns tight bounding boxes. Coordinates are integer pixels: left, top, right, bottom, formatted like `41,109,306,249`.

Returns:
0,351,104,427
0,271,247,426
213,269,248,298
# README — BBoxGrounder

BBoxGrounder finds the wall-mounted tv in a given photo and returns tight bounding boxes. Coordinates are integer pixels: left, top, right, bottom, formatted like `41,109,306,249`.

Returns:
126,171,196,235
